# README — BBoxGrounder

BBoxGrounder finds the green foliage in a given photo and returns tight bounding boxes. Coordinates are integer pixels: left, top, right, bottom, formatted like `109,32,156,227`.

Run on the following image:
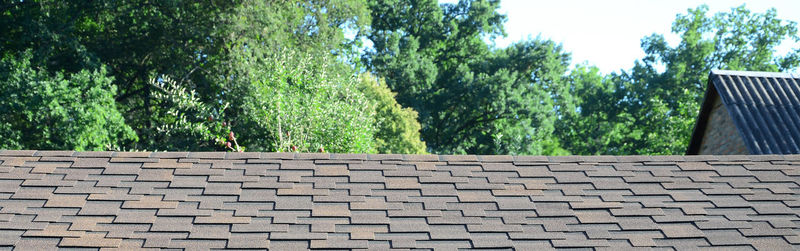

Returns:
148,76,234,151
625,5,799,154
365,0,569,155
224,48,377,153
554,66,633,155
557,5,800,155
358,74,427,154
149,49,378,153
5,0,797,156
0,51,136,150
1,0,379,152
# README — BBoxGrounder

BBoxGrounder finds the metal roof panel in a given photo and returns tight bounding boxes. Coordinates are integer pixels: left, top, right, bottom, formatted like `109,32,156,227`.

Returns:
702,70,800,154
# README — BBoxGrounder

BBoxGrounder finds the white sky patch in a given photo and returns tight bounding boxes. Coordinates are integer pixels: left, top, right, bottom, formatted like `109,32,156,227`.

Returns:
440,0,800,74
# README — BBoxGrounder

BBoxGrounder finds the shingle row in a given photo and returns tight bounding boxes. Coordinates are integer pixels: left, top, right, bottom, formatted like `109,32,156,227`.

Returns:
0,150,798,250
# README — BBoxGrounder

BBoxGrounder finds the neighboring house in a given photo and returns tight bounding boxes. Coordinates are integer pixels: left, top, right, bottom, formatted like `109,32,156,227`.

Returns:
0,150,798,249
687,70,800,155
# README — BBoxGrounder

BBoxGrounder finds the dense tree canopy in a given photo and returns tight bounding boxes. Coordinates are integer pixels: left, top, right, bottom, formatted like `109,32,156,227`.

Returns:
365,0,570,155
553,5,800,155
1,0,393,153
0,51,136,150
1,1,797,155
358,74,427,154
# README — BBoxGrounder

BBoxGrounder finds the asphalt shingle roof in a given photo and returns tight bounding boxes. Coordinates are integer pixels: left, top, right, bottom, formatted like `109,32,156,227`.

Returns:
0,150,798,250
688,70,800,155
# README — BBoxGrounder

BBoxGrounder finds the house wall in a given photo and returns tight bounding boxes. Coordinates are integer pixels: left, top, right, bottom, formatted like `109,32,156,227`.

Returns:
698,94,749,155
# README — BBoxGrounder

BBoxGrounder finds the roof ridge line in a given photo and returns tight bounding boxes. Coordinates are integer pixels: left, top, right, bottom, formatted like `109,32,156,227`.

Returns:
711,69,798,79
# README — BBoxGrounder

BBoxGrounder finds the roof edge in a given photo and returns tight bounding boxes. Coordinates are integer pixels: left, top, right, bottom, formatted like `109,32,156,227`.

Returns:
2,150,798,162
710,69,798,79
686,72,719,155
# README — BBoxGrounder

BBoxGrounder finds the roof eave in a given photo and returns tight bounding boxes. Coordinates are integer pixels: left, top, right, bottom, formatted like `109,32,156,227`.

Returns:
686,71,719,155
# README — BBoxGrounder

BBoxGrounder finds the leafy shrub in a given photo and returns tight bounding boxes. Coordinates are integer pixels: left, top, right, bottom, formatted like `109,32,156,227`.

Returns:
358,74,427,154
148,47,381,153
148,76,237,151
227,48,377,153
0,51,136,150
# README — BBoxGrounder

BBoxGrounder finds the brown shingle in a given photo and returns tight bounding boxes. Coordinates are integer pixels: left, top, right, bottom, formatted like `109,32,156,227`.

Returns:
0,153,796,250
78,201,122,216
0,150,38,156
187,152,226,159
273,196,313,210
388,217,429,232
384,177,420,189
194,211,250,224
136,169,174,182
22,223,83,238
113,209,157,223
270,225,327,240
658,223,705,238
59,232,122,247
277,183,328,196
574,210,616,224
188,224,230,239
0,230,23,246
403,154,439,162
231,218,289,233
294,153,331,160
702,229,752,245
227,233,270,249
156,201,213,217
44,194,87,208
311,203,350,217
337,224,388,240
349,210,389,224
494,196,535,210
142,158,192,169
70,157,110,168
11,187,54,200
110,157,159,163
121,195,178,209
457,190,495,202
310,233,368,249
374,232,428,248
203,182,241,195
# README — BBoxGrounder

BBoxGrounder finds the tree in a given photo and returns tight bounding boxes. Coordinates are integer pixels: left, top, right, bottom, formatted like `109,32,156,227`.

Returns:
365,0,569,155
557,5,800,155
226,48,378,153
554,65,633,155
629,5,799,154
0,51,137,150
150,47,379,153
1,0,377,152
358,74,427,154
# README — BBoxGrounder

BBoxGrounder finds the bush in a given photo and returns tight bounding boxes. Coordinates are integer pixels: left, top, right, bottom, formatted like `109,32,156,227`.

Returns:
0,51,137,150
222,48,378,153
152,46,382,153
358,74,427,154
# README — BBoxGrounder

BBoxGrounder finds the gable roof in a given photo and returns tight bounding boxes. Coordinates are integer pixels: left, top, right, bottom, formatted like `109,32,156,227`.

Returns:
1,150,798,249
687,70,800,155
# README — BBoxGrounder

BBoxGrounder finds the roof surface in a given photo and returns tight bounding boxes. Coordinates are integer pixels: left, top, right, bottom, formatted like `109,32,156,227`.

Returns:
1,150,799,250
688,70,800,155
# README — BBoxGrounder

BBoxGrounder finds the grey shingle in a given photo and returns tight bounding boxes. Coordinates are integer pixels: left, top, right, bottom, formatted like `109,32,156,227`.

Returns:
187,152,226,159
373,232,428,248
227,233,270,249
0,152,797,249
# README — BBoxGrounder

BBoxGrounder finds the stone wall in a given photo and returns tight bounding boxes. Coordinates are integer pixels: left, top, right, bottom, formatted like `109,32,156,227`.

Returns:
698,94,749,155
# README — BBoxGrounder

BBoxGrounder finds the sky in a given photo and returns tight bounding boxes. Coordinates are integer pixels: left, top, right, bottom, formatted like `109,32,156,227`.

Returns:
440,0,800,74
